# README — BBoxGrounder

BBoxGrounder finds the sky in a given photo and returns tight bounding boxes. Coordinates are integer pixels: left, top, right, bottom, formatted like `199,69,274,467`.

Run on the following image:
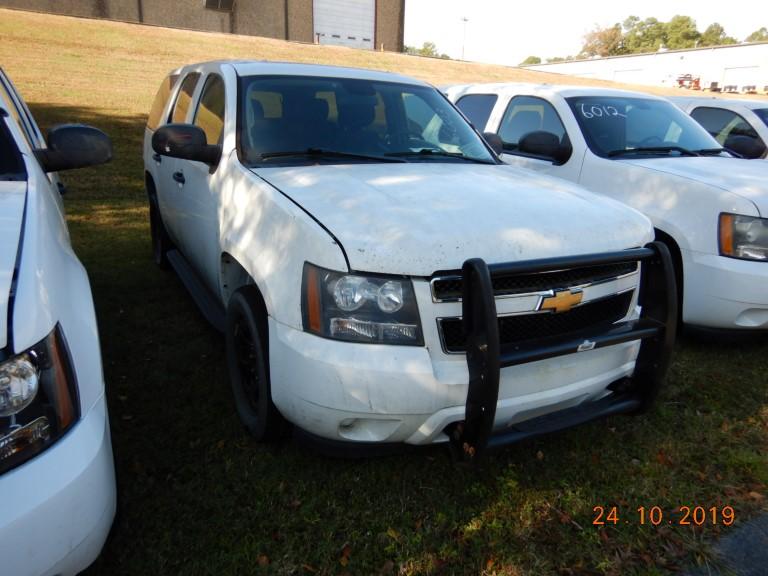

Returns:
403,0,765,66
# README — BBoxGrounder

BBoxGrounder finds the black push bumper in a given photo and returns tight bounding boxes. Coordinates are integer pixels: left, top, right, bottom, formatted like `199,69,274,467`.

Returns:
449,242,677,462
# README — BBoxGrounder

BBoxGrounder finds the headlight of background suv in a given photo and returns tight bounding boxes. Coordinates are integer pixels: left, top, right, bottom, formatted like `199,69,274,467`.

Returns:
0,325,79,475
719,213,768,261
302,263,423,345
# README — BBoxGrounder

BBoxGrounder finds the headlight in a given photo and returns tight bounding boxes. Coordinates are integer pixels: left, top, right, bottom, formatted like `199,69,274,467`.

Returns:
719,213,768,261
302,263,423,345
0,326,79,475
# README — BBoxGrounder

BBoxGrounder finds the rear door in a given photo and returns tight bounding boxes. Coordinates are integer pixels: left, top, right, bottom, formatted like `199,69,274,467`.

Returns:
156,71,201,246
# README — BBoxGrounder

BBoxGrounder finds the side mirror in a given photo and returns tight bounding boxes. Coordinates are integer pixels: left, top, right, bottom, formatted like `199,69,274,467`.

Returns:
723,134,766,160
34,124,112,172
152,124,221,165
518,131,572,165
482,132,504,156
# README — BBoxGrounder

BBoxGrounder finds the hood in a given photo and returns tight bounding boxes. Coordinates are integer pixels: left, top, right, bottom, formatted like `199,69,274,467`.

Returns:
620,156,768,216
0,181,26,350
253,163,651,276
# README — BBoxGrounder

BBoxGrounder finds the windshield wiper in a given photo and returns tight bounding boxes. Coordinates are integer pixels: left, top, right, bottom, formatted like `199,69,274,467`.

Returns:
695,147,728,156
258,148,406,163
385,149,495,164
607,146,700,158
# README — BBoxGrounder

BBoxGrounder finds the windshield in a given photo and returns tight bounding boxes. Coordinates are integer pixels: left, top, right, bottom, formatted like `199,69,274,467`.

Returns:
238,75,495,165
755,109,768,129
566,96,722,158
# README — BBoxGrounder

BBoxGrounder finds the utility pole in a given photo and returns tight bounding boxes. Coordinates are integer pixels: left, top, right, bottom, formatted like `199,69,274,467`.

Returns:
461,16,469,60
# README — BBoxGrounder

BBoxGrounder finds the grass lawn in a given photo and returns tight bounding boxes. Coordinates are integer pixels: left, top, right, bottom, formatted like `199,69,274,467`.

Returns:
1,8,767,575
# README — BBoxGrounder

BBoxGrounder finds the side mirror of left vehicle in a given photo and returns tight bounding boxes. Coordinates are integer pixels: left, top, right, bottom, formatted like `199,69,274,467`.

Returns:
152,124,221,166
35,124,113,172
482,132,504,156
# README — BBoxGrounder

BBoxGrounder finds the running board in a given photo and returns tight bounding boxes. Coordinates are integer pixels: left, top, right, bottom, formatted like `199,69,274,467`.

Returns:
166,249,226,332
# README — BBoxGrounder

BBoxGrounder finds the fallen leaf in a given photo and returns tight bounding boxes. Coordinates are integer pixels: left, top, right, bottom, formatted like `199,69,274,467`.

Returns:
748,491,764,501
257,555,269,566
386,527,400,541
536,450,544,461
339,543,352,566
378,560,395,575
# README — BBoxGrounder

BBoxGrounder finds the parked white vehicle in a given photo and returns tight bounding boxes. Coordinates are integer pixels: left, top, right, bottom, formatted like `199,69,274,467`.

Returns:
447,83,768,331
669,96,768,160
0,69,115,575
144,61,676,459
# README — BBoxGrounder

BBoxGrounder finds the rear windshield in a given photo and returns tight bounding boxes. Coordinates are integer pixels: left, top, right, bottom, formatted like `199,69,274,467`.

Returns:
238,75,495,165
755,109,768,129
0,119,25,180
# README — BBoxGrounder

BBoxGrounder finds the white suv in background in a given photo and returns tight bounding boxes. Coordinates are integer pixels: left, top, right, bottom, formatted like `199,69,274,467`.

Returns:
143,61,676,460
447,83,768,331
670,96,768,160
0,69,115,576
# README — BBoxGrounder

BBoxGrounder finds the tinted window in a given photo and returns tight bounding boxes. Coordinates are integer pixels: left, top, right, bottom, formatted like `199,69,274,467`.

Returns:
498,95,567,148
567,96,719,158
456,94,497,130
239,76,494,165
756,109,768,128
690,107,761,144
170,73,200,124
194,74,225,145
147,73,179,130
0,121,25,180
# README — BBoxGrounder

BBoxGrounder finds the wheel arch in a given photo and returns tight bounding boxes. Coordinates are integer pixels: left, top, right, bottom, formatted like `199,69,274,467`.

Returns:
220,252,269,335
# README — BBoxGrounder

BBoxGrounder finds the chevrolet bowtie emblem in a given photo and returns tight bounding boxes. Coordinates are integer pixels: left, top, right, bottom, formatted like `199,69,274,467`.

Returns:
539,289,584,314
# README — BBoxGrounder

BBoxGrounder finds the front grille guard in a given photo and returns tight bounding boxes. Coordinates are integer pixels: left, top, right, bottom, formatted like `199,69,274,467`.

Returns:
449,242,677,463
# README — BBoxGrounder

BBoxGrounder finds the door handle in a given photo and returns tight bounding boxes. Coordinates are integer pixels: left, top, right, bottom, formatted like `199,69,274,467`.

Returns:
152,153,162,163
172,171,185,184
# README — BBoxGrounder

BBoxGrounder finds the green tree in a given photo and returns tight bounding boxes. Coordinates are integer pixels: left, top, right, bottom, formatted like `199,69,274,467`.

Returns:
520,55,542,65
405,42,451,59
699,23,737,47
666,15,700,49
622,16,667,53
580,23,626,57
745,27,768,42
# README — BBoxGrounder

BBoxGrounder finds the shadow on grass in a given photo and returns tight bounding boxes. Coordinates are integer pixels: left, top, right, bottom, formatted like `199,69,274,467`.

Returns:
25,104,768,575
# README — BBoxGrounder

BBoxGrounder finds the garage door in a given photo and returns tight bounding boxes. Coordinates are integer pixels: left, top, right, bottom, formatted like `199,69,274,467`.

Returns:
314,0,375,50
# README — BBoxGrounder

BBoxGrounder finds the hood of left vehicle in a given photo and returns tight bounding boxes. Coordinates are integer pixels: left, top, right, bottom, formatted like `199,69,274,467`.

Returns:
0,180,26,351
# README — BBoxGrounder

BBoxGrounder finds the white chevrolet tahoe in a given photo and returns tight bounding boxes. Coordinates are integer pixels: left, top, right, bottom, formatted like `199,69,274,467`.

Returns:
669,96,768,160
144,61,676,459
0,69,115,575
447,84,768,331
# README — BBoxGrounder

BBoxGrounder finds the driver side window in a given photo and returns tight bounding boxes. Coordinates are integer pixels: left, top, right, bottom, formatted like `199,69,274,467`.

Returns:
499,96,567,150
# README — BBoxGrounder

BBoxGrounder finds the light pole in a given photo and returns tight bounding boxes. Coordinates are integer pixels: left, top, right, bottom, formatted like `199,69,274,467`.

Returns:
461,16,469,60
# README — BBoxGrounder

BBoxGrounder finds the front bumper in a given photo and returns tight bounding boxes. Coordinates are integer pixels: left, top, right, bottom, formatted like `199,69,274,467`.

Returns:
0,393,116,576
270,243,676,458
683,249,768,329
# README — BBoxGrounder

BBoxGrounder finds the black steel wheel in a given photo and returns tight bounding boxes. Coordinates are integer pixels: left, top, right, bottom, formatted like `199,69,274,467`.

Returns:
226,286,287,441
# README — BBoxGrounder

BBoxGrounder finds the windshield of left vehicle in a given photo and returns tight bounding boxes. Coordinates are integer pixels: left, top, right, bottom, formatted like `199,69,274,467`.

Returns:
0,120,25,181
755,108,768,129
238,75,495,165
566,96,721,158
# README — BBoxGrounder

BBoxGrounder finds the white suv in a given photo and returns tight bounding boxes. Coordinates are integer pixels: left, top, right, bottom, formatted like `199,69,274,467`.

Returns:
448,83,768,331
144,61,676,459
0,69,115,575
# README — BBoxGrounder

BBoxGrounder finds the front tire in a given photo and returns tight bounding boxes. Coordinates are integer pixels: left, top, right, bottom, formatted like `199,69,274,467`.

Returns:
226,286,287,441
149,198,172,270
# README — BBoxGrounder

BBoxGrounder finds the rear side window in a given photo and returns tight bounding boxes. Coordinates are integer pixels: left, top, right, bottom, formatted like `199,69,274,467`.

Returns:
690,107,761,145
170,73,200,124
147,73,179,130
498,95,567,149
456,94,497,130
0,120,25,180
193,74,225,145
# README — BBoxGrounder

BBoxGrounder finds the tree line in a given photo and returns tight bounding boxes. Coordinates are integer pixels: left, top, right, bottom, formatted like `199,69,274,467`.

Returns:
520,19,768,65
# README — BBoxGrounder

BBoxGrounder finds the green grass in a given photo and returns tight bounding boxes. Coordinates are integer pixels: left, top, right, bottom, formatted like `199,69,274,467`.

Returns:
2,8,767,575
